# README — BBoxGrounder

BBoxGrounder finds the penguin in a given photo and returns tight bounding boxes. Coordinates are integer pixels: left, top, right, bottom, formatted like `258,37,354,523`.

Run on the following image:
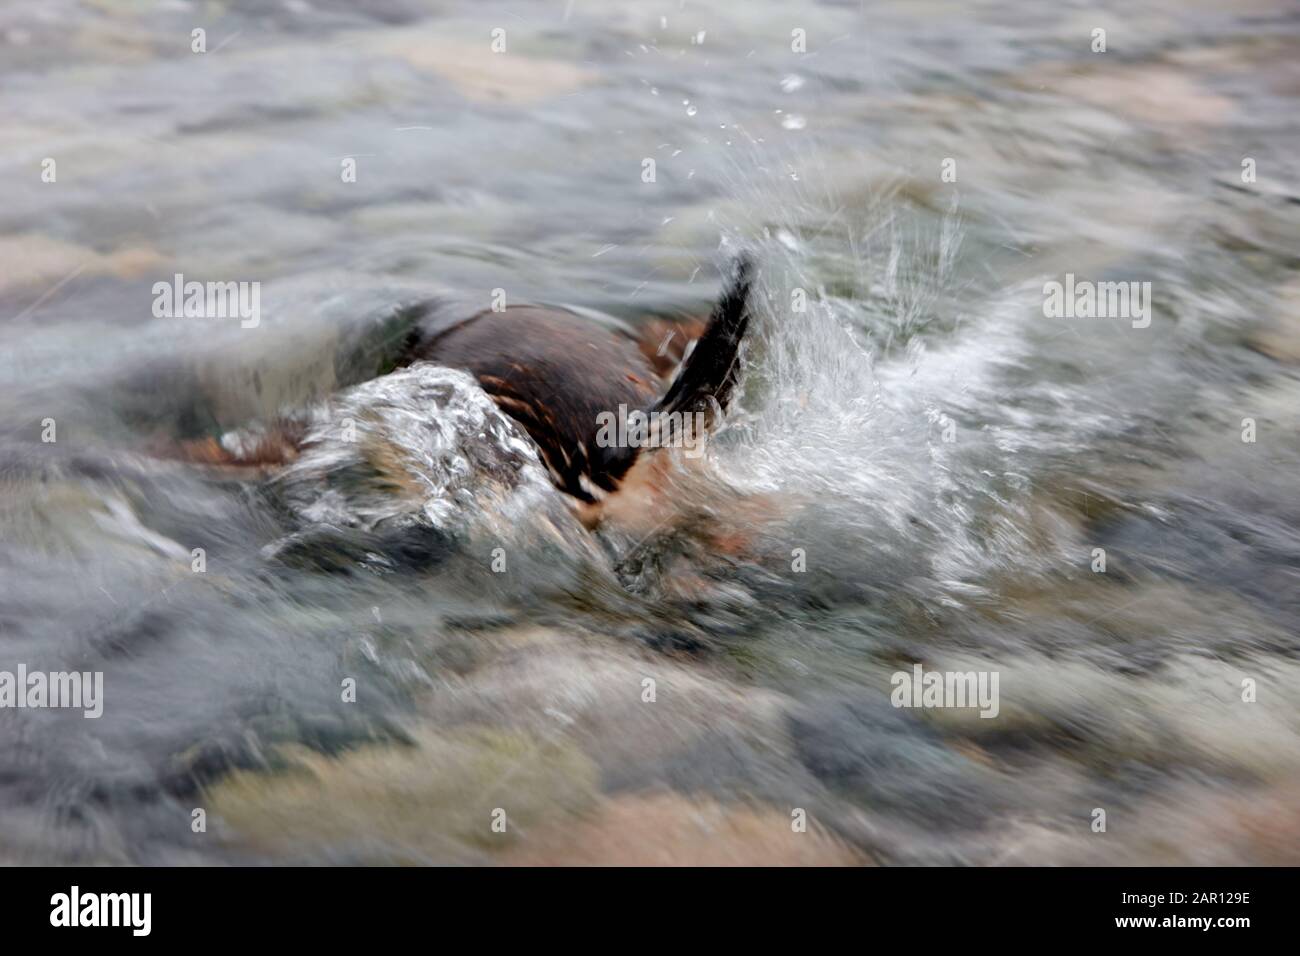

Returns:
168,256,754,535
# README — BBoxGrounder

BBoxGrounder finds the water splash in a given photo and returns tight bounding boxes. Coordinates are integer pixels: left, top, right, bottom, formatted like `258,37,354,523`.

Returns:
270,363,584,556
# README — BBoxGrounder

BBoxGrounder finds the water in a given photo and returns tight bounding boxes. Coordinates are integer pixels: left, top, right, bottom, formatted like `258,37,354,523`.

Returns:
1,0,1298,864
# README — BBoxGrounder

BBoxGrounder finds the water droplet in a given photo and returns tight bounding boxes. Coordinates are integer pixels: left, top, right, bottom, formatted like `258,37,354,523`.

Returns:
781,114,807,130
686,104,697,116
780,74,805,93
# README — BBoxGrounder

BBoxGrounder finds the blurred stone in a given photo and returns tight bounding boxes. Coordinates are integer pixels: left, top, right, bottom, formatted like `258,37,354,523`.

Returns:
505,793,865,866
0,233,164,295
1247,280,1300,364
366,28,595,105
1018,64,1232,128
208,727,600,864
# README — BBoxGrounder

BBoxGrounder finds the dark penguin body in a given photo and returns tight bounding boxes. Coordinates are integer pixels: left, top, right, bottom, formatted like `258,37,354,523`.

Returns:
408,306,659,501
404,256,753,504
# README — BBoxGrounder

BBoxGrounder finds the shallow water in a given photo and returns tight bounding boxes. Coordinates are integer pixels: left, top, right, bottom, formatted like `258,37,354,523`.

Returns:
1,0,1298,864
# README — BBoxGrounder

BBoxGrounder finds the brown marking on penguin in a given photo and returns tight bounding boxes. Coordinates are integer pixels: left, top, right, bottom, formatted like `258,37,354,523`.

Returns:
637,315,710,377
162,419,306,472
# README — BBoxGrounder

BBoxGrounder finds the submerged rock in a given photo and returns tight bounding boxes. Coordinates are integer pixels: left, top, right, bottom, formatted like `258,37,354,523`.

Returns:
207,727,600,864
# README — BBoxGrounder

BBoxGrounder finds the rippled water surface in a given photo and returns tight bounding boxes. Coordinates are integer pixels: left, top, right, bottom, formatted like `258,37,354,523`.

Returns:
1,0,1298,864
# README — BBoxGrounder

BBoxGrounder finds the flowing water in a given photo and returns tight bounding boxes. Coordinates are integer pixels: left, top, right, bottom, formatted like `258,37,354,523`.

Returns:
1,0,1298,864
